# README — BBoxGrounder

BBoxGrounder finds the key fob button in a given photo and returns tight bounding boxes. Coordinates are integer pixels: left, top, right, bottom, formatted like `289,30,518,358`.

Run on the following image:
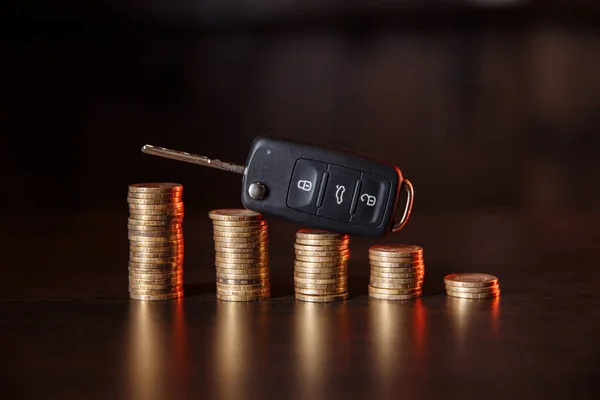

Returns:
351,173,391,226
287,159,328,214
316,165,361,222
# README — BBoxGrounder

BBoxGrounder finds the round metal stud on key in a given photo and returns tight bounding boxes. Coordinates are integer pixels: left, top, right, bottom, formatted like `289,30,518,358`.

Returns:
248,182,267,200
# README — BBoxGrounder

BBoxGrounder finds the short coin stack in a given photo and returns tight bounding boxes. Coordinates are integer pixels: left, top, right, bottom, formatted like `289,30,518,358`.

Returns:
128,183,184,301
444,273,500,299
210,209,270,301
294,229,350,303
368,244,424,300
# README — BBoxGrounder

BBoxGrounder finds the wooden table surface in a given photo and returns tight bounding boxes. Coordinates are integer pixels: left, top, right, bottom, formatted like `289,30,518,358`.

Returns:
2,209,599,399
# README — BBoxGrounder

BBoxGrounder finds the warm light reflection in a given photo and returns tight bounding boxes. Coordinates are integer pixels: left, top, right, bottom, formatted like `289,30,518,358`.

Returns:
214,301,267,400
125,299,187,400
369,298,427,382
446,296,501,348
293,302,347,398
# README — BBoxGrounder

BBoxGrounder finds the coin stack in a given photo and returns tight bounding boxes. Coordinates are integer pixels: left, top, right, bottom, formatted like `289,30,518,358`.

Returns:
210,209,270,301
368,244,424,300
445,273,500,299
127,183,184,301
293,229,350,303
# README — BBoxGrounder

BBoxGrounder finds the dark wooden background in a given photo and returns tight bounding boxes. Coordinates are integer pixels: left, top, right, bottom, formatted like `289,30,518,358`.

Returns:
1,1,600,398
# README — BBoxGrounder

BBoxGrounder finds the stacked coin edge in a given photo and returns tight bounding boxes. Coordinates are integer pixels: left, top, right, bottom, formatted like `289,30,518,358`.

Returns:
368,244,425,301
210,209,270,302
128,183,184,301
293,229,350,303
444,273,500,299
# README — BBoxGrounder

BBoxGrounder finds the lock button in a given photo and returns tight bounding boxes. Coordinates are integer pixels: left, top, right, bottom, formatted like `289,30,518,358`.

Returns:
351,172,391,226
316,165,361,222
287,159,328,214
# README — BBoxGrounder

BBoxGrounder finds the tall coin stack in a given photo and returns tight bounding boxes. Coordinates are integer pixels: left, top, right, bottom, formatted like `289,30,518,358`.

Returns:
127,183,184,301
444,273,500,299
210,209,270,302
294,229,350,303
368,244,424,300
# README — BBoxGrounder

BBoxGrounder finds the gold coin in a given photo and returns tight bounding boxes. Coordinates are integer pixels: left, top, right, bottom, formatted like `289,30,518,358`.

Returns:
295,249,350,257
129,254,183,263
216,272,269,281
446,289,500,299
128,227,183,237
129,291,184,301
444,284,499,294
295,238,350,246
370,265,424,274
128,261,181,269
368,254,423,263
294,266,347,275
209,209,263,221
369,280,422,289
369,259,425,268
215,267,269,275
128,214,184,221
368,290,422,301
294,272,347,280
213,233,267,242
294,292,349,303
127,191,182,200
214,245,268,254
129,209,184,216
129,238,184,246
211,219,267,228
216,293,270,302
294,276,347,285
129,276,183,285
128,201,184,209
294,243,348,252
294,259,348,268
294,281,347,290
129,251,184,259
128,265,182,273
127,197,182,205
127,225,182,233
369,276,423,285
128,217,182,225
129,281,183,290
129,183,183,192
295,229,348,240
216,277,268,285
213,240,267,249
444,273,499,288
215,252,268,261
295,287,346,296
215,260,269,269
295,254,349,263
367,285,422,295
216,282,268,290
216,286,270,295
369,271,424,280
129,286,183,295
128,234,184,242
369,244,423,256
212,225,267,233
129,270,183,278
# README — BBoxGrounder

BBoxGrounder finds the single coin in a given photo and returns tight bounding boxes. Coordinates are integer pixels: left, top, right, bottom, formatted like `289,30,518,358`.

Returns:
216,277,268,285
128,233,184,242
213,233,267,242
294,272,347,280
216,293,270,302
369,276,423,285
127,224,182,232
215,252,267,261
129,250,184,259
129,276,183,285
129,209,184,216
128,202,184,209
209,209,263,221
368,254,423,263
216,282,268,291
215,267,269,276
295,249,350,257
213,240,267,249
128,214,184,221
129,270,183,278
444,273,499,288
294,281,347,291
127,191,182,200
295,254,349,263
369,271,424,280
367,285,422,295
214,245,268,254
129,282,183,290
211,220,266,228
369,244,423,255
129,286,183,295
129,183,183,192
295,287,347,296
216,272,269,281
294,266,348,275
444,284,500,294
369,259,424,268
446,289,500,299
294,243,348,252
215,260,269,269
128,216,182,225
294,292,349,303
127,197,182,205
129,255,184,263
128,261,182,270
295,238,350,246
370,265,424,275
129,291,184,301
294,259,348,268
212,225,267,233
216,286,270,295
296,229,348,240
294,276,347,285
369,280,422,290
368,290,422,301
127,228,183,237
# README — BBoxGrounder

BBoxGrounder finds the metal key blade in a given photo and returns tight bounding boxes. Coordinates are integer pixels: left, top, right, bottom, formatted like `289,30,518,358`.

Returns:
142,144,245,175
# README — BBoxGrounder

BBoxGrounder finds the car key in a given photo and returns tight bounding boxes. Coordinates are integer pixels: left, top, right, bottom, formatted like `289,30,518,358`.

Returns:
141,136,414,237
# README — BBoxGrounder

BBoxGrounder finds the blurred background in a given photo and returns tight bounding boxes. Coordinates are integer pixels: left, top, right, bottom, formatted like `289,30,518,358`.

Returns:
2,0,599,295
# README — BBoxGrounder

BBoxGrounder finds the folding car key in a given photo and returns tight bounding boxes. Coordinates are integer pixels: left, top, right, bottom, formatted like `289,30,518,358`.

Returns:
142,136,414,237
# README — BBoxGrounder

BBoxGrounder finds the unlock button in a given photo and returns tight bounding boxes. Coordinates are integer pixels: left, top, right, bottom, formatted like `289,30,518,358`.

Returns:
351,172,391,226
287,159,328,214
